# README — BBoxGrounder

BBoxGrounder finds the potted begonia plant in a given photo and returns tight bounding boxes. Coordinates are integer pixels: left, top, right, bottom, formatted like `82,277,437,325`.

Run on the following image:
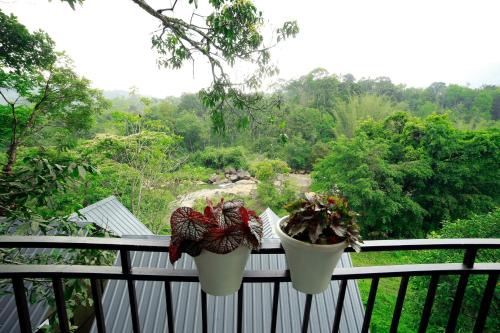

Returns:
275,192,362,294
169,198,262,296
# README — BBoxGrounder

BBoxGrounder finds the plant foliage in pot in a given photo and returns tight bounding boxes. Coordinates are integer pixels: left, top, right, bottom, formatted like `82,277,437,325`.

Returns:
169,198,263,296
275,192,363,294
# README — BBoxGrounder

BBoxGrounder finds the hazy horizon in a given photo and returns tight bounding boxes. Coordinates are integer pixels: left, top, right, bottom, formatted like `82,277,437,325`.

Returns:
3,0,500,98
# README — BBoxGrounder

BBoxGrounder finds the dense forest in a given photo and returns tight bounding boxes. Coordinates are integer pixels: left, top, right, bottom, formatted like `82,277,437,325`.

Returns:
3,64,498,236
1,6,499,333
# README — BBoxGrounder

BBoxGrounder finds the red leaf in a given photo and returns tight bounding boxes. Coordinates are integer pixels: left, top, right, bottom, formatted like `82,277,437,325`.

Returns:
204,206,214,220
239,207,250,226
169,239,182,264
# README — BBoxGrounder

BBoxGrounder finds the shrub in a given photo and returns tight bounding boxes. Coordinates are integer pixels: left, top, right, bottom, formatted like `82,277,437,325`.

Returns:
196,146,248,170
250,159,290,181
251,159,297,215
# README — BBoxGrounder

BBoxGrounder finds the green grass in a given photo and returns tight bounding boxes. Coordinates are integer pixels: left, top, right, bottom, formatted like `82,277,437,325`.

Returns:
351,251,422,332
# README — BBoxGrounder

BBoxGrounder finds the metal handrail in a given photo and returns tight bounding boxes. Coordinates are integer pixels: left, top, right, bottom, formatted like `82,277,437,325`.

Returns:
0,235,499,252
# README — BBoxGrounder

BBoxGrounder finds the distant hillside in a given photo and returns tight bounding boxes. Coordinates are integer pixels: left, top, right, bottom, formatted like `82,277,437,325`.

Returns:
102,90,130,99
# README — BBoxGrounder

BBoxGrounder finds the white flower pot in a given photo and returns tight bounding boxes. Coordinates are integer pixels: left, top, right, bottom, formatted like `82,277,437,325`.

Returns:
275,216,347,294
193,245,250,296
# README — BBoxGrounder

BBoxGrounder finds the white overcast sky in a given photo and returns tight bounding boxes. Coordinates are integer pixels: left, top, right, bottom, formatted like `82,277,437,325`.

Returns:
3,0,500,97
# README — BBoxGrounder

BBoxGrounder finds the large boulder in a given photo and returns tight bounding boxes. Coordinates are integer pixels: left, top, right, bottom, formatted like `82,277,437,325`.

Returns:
228,174,239,182
208,174,224,184
236,170,251,180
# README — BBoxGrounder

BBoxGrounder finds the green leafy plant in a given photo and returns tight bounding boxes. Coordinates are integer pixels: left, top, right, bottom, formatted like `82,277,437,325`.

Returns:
281,192,363,251
0,156,98,219
169,198,262,263
250,159,297,215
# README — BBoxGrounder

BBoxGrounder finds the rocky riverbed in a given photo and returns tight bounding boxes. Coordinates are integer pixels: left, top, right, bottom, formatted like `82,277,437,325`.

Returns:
174,173,311,208
176,179,257,207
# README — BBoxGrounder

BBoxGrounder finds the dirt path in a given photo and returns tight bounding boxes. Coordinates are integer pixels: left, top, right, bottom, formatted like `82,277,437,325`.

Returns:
287,173,312,191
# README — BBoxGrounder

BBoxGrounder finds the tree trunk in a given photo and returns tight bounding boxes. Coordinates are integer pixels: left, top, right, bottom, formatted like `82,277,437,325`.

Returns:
3,140,18,175
3,104,18,175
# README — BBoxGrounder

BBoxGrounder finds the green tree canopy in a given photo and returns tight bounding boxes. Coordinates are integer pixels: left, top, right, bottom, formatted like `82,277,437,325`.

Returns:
0,10,109,174
312,112,499,238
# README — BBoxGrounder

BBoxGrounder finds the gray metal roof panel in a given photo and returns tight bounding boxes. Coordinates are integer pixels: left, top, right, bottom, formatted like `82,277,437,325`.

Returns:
69,195,153,237
91,209,366,333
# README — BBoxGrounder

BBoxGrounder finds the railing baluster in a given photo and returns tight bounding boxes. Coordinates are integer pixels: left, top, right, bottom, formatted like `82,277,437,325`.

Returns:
201,290,207,333
473,273,498,333
390,275,409,333
120,249,141,333
52,277,70,333
332,280,348,333
91,278,106,333
270,282,280,333
301,294,313,333
446,273,470,332
418,275,440,333
12,278,32,333
444,247,478,332
164,281,175,333
463,247,477,268
237,285,244,333
361,277,379,333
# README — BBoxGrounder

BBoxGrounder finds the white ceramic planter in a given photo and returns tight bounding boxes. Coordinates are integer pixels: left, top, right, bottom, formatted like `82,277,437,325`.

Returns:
275,216,347,294
193,245,250,296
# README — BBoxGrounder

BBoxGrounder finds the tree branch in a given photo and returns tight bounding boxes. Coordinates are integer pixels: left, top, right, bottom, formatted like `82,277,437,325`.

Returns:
23,71,52,136
156,0,178,14
0,89,13,106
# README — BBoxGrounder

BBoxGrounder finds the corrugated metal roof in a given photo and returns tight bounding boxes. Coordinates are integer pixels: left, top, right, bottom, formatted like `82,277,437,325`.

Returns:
0,195,149,333
69,195,153,237
91,209,366,333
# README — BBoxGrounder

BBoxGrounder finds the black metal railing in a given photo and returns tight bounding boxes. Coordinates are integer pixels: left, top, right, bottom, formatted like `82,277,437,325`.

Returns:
0,236,499,333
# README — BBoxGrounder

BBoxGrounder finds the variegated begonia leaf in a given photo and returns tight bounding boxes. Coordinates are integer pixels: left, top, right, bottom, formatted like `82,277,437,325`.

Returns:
222,201,244,227
202,225,244,254
170,207,210,241
330,224,347,237
308,221,323,244
245,215,263,250
169,199,263,259
223,199,245,210
287,222,307,238
282,192,363,248
239,207,263,250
